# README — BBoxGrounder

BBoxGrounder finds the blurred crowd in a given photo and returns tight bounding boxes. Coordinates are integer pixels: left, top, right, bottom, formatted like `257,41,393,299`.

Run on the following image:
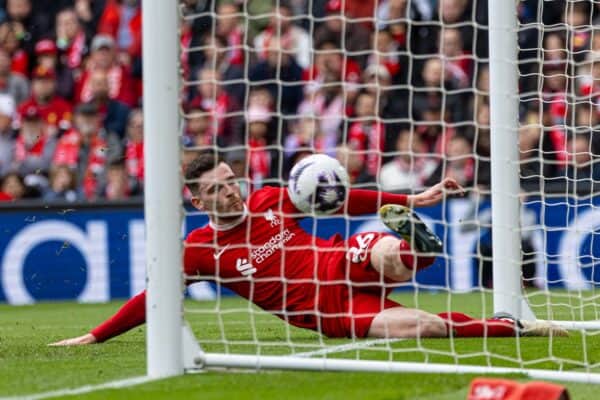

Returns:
0,0,599,203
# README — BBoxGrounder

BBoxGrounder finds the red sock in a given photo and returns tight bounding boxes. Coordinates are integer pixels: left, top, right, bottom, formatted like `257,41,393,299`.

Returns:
437,312,516,337
399,239,435,271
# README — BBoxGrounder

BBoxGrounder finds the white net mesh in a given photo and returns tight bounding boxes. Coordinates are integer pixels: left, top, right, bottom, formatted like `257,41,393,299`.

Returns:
176,0,600,378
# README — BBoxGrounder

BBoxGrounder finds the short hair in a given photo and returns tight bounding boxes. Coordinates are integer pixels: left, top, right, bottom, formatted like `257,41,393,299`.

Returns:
108,159,126,169
185,152,221,195
316,33,341,50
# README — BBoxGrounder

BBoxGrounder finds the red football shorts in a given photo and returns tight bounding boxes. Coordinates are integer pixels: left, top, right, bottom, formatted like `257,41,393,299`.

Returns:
317,231,402,338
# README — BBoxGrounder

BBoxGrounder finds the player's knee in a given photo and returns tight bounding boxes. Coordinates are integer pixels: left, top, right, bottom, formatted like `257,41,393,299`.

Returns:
370,236,411,281
418,317,448,338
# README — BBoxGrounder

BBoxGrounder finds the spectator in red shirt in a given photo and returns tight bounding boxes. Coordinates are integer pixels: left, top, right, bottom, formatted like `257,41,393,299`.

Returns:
34,39,76,101
194,34,244,101
35,39,58,71
123,108,144,189
303,34,362,100
0,21,28,76
75,34,139,107
72,0,108,39
284,112,336,163
439,28,472,88
254,1,312,69
367,28,401,79
414,57,464,125
43,164,83,202
249,34,304,115
56,8,88,71
540,33,568,158
246,104,274,189
182,105,223,151
5,0,50,56
298,67,345,147
0,171,26,201
336,143,369,184
101,159,140,200
413,93,455,155
377,0,409,40
17,66,72,135
53,102,121,200
314,0,372,67
188,67,239,143
346,91,385,179
97,0,142,66
562,1,591,63
437,0,472,49
85,68,131,138
13,105,56,178
426,134,475,188
216,3,244,67
0,189,13,201
379,127,438,192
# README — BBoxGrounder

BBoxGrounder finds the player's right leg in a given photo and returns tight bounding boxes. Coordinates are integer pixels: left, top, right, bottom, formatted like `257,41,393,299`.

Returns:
367,307,568,338
369,204,442,281
367,307,448,338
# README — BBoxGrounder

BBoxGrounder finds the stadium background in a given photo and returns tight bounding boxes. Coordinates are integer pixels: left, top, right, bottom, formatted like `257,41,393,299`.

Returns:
1,0,600,304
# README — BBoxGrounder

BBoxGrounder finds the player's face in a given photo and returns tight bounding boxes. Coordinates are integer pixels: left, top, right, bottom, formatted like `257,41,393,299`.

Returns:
192,162,244,222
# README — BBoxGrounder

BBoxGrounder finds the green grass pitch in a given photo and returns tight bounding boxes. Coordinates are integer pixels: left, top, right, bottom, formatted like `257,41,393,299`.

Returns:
2,292,600,399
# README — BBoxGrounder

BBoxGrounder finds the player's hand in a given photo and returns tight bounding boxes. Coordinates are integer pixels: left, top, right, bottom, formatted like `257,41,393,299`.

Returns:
48,333,97,346
407,178,465,207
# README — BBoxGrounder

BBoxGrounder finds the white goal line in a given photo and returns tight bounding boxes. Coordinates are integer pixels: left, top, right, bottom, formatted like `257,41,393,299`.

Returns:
294,338,405,358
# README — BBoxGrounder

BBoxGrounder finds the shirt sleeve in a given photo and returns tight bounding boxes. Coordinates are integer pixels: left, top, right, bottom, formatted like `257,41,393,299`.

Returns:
255,186,408,216
90,229,206,342
344,189,408,216
90,290,146,342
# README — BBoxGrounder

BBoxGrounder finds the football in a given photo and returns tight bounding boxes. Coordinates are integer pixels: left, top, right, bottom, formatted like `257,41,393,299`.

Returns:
287,154,350,214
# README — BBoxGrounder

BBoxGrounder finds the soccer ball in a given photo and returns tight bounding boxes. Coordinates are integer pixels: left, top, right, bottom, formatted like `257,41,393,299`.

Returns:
287,154,350,214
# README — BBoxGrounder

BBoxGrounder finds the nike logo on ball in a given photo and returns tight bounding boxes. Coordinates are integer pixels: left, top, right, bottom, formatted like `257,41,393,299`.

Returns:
213,244,230,260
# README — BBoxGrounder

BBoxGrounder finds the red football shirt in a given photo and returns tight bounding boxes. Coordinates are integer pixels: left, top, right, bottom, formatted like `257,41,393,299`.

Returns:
184,186,334,328
18,96,72,130
184,186,412,330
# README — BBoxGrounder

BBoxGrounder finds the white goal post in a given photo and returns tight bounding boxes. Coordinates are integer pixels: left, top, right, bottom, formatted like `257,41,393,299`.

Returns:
488,0,530,320
142,0,600,383
143,0,183,378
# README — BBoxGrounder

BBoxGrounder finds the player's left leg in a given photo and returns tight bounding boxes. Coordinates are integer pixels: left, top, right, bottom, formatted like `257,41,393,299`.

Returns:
369,236,415,281
369,204,443,282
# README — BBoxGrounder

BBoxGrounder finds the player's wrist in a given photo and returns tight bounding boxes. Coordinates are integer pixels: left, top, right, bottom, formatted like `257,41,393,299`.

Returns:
85,333,98,344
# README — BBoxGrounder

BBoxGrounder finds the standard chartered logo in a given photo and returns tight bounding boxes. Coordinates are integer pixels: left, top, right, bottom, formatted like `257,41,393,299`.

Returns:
250,229,296,264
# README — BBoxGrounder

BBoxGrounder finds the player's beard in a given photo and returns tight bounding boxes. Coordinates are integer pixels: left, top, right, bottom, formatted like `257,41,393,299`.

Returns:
226,198,244,214
210,199,245,226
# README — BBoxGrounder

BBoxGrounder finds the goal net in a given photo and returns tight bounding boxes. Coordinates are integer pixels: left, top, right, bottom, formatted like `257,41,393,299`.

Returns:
144,0,600,382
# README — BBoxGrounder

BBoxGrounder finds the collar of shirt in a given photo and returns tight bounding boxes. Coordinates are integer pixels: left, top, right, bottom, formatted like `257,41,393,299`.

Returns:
209,204,248,231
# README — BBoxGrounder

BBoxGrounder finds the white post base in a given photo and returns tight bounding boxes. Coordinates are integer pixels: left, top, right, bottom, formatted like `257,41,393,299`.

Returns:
183,323,204,371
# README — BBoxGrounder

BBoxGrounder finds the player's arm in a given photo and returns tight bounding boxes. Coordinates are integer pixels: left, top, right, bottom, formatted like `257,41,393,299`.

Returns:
49,291,147,346
345,177,464,215
49,239,204,346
